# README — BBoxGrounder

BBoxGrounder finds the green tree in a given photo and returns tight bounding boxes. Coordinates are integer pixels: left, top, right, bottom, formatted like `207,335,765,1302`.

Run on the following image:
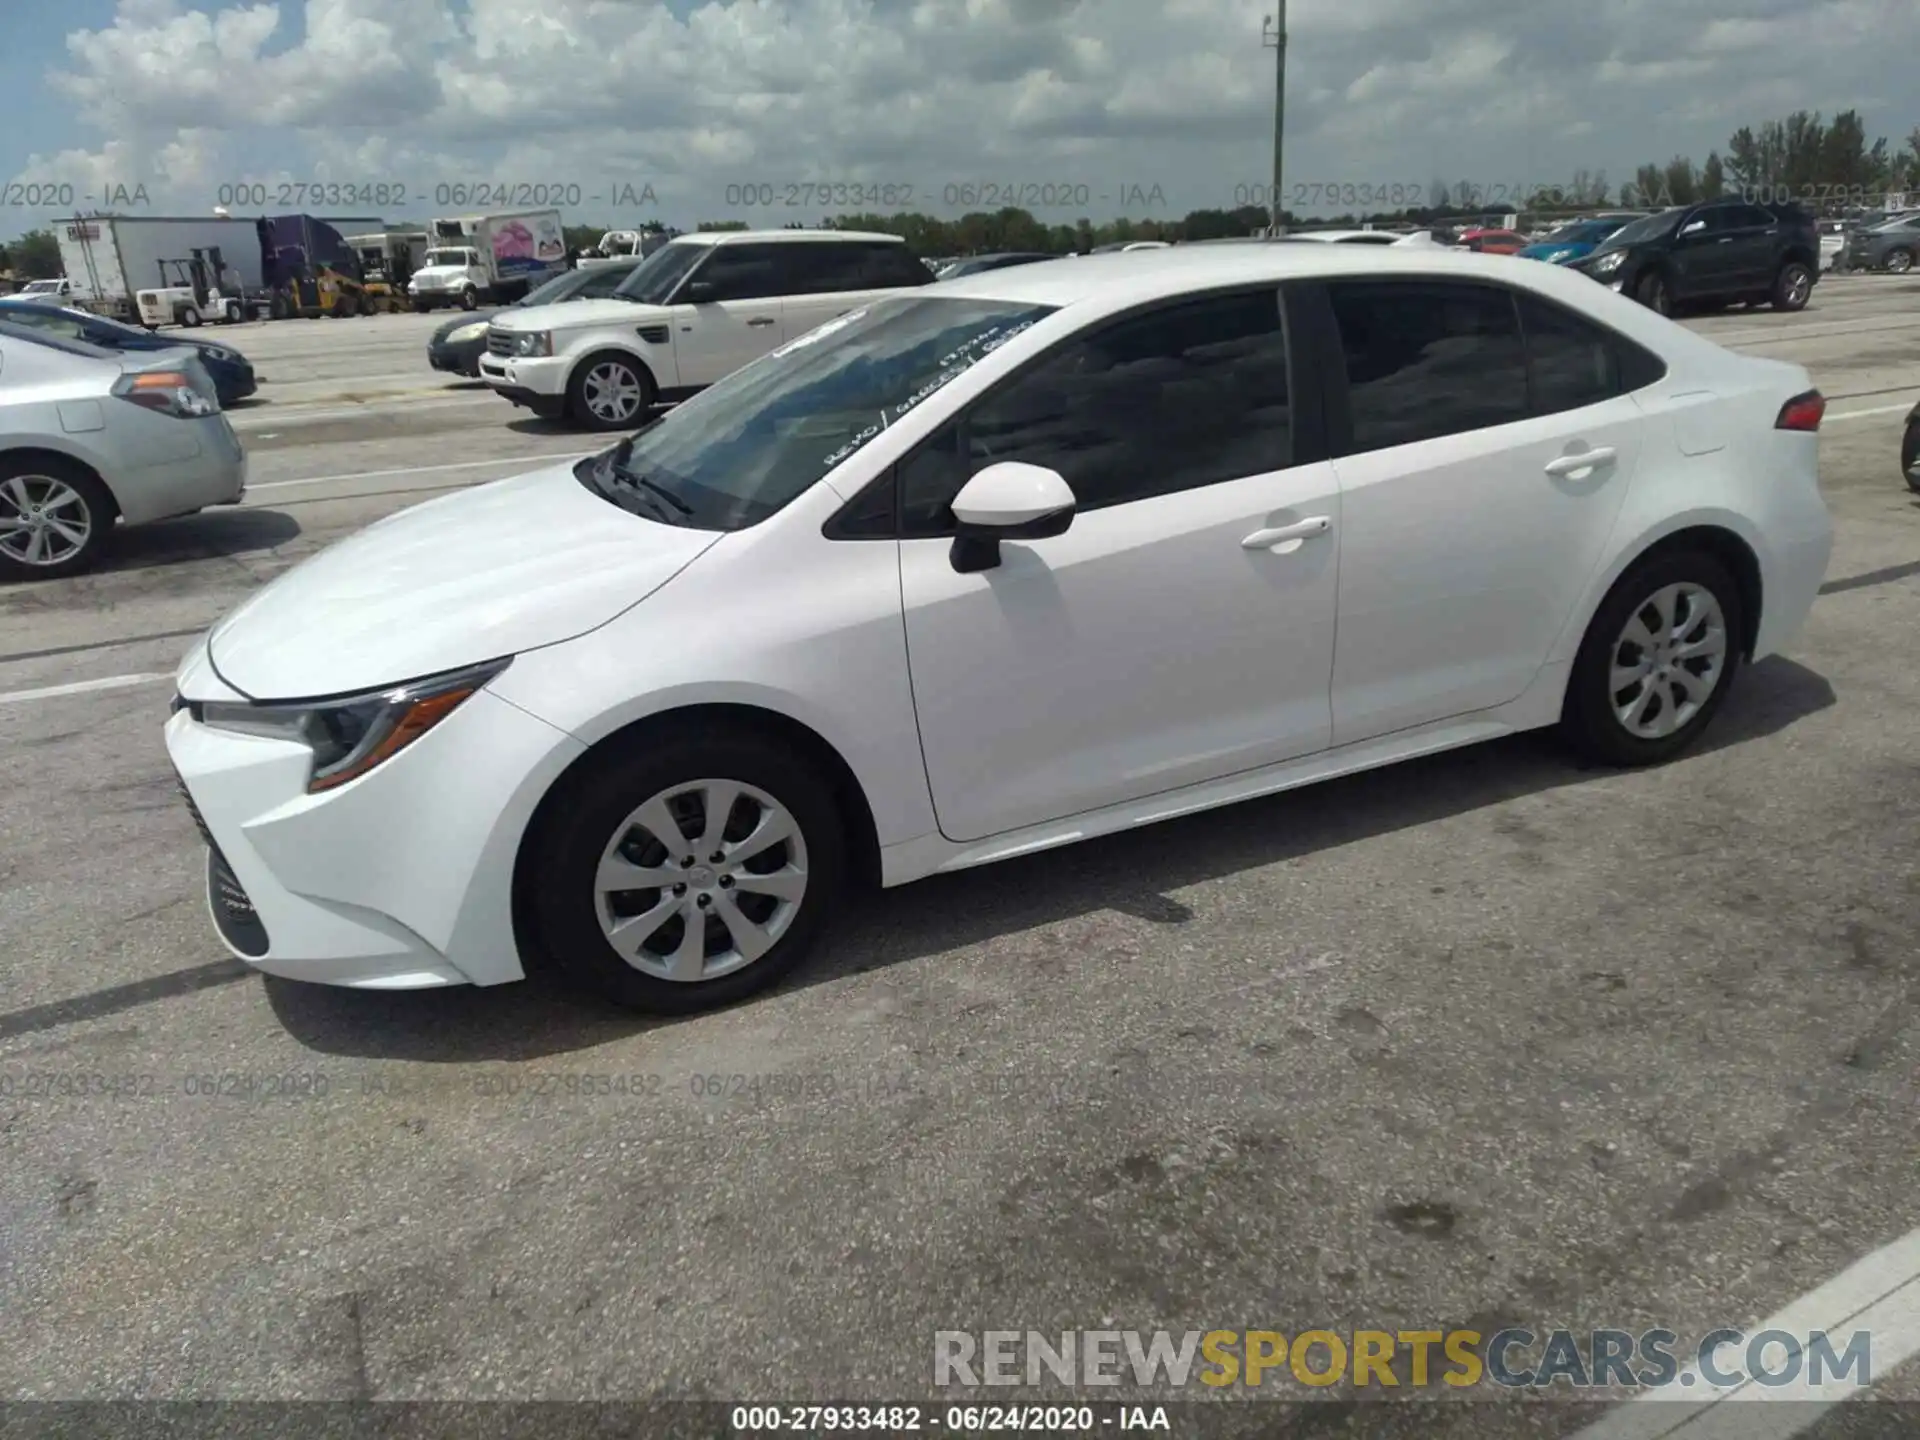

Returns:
1663,157,1698,205
695,220,749,231
4,228,61,279
1700,152,1726,200
562,224,607,254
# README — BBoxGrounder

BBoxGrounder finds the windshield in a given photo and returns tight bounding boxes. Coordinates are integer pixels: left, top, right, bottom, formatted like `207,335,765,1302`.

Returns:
1544,220,1621,245
576,295,1057,531
613,241,709,304
1602,209,1685,246
517,269,589,306
22,280,62,292
424,249,469,267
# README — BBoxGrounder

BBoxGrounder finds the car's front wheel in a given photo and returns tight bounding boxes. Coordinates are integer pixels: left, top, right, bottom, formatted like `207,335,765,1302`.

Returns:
1885,248,1915,275
523,725,847,1013
1561,550,1744,766
1634,270,1671,316
566,353,654,430
0,455,116,581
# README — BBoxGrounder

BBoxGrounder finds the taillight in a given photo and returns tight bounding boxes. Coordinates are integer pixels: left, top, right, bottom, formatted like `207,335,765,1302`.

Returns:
1775,390,1825,432
113,369,219,419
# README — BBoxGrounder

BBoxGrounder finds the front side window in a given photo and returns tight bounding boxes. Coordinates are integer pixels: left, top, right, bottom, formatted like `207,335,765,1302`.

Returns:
572,264,637,298
1326,280,1529,453
575,296,1055,532
897,288,1293,534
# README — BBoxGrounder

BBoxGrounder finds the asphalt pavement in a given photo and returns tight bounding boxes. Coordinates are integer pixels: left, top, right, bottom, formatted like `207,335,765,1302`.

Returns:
2,277,1918,1435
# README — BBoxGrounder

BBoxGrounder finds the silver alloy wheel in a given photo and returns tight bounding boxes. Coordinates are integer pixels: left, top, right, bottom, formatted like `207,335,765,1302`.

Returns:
0,475,92,567
582,360,643,423
1888,250,1914,274
1783,266,1812,305
594,778,809,982
1609,582,1728,741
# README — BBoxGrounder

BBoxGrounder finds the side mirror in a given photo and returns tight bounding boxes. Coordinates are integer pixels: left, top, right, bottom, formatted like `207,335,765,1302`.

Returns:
948,462,1076,574
682,281,717,303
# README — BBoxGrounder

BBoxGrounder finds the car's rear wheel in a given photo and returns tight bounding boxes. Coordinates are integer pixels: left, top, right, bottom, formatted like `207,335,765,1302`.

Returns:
1771,261,1814,311
1634,271,1671,315
180,305,202,328
1560,551,1743,766
523,726,847,1013
566,353,654,430
1885,248,1915,274
459,286,478,311
0,456,116,581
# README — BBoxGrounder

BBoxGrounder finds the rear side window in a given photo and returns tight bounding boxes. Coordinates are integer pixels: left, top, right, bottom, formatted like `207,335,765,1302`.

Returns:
858,243,936,289
1516,293,1667,409
1325,280,1529,452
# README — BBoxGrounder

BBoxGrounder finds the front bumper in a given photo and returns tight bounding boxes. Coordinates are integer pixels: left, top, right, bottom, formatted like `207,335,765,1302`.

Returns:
165,669,586,990
479,352,568,398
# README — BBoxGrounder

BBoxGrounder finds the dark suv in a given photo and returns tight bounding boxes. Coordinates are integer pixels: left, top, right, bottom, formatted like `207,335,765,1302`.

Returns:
1572,199,1820,315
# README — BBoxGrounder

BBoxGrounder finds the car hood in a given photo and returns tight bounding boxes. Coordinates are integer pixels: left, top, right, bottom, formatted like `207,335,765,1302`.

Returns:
207,462,722,700
434,310,502,340
494,297,654,333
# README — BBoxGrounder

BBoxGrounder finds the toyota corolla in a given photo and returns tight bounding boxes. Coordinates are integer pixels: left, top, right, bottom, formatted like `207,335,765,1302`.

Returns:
168,245,1832,1013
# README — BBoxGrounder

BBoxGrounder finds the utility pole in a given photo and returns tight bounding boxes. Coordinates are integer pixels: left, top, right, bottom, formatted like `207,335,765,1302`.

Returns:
1262,4,1287,235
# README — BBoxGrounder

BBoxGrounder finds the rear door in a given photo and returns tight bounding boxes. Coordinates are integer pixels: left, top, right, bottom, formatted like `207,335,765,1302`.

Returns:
1718,204,1783,290
1315,277,1646,745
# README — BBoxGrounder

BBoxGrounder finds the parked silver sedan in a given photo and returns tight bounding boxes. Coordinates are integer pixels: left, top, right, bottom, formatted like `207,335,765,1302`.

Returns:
0,320,247,581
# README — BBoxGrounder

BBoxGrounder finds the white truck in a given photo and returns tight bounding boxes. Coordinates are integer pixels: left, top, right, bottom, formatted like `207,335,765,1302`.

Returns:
55,215,266,324
408,209,567,312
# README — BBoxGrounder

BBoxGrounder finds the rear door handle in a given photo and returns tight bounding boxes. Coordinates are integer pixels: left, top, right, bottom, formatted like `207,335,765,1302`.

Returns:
1242,515,1332,551
1544,447,1617,477
747,316,778,327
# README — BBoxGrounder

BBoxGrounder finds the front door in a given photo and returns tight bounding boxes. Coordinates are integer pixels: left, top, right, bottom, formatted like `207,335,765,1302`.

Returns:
1319,279,1641,745
667,243,788,388
898,287,1339,843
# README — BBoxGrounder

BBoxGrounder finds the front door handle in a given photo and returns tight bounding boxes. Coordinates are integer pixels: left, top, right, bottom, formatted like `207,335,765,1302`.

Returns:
1544,447,1617,478
747,316,778,327
1242,515,1332,551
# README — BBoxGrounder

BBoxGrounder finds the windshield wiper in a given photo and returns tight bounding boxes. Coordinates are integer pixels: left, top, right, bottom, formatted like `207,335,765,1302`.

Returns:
605,439,694,517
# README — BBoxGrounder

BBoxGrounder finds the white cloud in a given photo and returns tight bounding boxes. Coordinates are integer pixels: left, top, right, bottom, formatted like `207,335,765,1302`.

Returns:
6,0,1919,228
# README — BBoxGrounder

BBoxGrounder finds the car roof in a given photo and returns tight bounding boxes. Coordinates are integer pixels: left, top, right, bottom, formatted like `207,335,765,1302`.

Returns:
672,228,906,248
931,242,1570,308
0,318,119,359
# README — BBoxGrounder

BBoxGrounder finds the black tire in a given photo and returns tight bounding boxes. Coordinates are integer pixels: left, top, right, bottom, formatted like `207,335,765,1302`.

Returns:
1634,270,1671,316
222,300,241,323
411,298,432,314
459,286,478,311
565,351,655,431
1901,422,1919,493
269,293,290,321
180,305,202,328
522,724,847,1014
1885,248,1915,275
1771,260,1814,311
1560,550,1745,767
0,454,116,582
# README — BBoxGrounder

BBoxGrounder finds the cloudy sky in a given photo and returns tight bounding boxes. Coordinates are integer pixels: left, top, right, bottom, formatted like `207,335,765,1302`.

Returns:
3,0,1917,235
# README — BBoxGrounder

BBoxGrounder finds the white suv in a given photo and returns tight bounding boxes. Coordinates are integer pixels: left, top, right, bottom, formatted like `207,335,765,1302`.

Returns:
479,229,935,429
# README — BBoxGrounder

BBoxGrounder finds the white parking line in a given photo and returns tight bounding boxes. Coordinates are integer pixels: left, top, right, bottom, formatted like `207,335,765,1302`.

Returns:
1826,402,1915,423
1572,1224,1920,1439
0,672,172,706
248,451,596,492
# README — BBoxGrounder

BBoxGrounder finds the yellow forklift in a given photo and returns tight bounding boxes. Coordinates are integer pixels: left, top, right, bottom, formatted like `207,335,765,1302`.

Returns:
344,230,426,313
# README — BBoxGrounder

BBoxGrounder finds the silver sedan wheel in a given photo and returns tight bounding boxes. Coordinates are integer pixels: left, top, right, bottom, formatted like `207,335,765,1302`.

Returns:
1609,582,1729,741
0,475,92,568
1887,250,1914,274
594,778,809,982
1782,266,1813,305
582,361,644,424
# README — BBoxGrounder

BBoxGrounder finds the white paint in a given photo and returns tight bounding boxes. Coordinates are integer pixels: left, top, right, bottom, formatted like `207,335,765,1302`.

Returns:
0,672,171,705
248,451,596,492
1571,1225,1920,1439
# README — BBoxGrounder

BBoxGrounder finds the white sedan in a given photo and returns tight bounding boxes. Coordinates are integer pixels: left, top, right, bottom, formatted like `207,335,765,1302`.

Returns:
168,245,1834,1012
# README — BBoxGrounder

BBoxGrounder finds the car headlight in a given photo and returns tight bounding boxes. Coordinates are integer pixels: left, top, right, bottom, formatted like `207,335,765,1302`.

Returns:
446,322,487,343
194,658,509,793
508,330,552,357
1545,249,1576,264
1590,250,1626,274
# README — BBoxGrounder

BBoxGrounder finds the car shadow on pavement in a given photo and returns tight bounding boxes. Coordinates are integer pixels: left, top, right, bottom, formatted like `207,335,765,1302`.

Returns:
261,656,1834,1063
106,508,302,573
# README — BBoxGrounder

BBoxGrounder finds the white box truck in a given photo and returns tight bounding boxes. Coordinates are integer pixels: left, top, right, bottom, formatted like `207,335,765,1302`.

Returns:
408,209,567,312
56,216,267,323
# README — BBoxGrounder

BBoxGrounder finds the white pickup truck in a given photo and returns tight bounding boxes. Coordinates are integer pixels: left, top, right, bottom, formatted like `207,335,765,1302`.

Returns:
478,228,935,429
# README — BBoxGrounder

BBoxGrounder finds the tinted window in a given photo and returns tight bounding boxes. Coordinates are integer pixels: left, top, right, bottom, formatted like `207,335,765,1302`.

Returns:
1608,209,1685,245
857,242,937,288
1518,294,1619,415
778,243,869,295
573,264,638,298
1326,281,1528,453
898,288,1292,533
614,241,710,304
686,244,787,302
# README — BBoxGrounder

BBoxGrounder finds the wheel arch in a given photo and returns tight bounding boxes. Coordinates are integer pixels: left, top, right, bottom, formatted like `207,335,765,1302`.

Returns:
564,344,660,399
1560,519,1764,672
509,700,884,975
0,444,121,522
